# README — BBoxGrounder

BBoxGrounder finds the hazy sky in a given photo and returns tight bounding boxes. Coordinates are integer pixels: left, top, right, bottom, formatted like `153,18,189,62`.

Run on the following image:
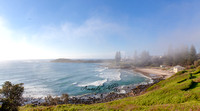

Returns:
0,0,200,60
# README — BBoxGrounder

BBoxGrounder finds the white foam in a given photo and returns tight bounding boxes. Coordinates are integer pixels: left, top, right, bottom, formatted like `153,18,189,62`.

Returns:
77,68,121,87
23,85,54,98
78,79,107,87
132,71,154,84
95,67,108,72
119,90,126,94
72,82,77,85
98,69,121,81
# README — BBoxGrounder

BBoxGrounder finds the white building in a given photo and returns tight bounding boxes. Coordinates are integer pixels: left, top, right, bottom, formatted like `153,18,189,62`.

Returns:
160,65,166,68
173,65,185,73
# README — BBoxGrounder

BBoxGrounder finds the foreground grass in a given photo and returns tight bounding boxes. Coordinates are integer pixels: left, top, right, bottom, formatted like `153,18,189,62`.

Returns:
21,68,200,111
20,103,200,111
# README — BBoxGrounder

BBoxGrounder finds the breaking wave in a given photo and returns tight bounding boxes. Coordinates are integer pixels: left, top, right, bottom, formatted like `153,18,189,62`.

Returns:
77,79,107,87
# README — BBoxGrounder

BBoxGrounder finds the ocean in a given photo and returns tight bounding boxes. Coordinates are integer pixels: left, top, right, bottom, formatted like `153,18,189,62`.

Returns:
0,60,152,98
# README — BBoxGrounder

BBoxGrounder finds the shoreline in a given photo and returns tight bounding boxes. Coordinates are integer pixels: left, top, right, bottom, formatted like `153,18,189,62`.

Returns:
103,63,173,79
23,78,163,105
23,77,163,105
23,66,168,105
23,75,163,105
133,67,174,79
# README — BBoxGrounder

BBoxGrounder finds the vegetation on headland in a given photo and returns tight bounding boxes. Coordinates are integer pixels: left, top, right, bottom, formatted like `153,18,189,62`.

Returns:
116,45,200,68
51,45,200,70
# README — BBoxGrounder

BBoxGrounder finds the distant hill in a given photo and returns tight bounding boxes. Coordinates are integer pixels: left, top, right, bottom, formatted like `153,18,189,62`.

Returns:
51,58,113,63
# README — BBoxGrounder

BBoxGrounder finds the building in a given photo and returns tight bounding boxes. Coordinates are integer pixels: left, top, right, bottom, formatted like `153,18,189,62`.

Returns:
173,65,185,73
160,65,166,68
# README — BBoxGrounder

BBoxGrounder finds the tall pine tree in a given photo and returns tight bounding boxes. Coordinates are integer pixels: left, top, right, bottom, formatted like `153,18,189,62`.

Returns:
188,45,197,65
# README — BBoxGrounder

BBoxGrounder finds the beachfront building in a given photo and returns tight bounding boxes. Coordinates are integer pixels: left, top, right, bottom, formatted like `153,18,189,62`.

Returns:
160,65,166,68
173,65,185,73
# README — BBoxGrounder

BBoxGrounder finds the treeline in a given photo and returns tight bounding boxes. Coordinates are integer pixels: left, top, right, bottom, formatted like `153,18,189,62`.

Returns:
163,45,198,66
130,45,200,67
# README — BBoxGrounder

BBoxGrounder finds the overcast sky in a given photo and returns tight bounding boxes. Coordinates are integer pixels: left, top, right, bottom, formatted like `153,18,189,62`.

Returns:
0,0,200,60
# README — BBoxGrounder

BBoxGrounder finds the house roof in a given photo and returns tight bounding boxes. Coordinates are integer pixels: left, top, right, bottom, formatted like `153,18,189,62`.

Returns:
174,65,184,68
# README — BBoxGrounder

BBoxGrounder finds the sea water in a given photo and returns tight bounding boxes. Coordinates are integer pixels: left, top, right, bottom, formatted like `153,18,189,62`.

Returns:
0,60,152,98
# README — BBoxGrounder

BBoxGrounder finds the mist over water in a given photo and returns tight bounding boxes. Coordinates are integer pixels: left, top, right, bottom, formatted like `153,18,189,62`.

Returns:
0,60,151,98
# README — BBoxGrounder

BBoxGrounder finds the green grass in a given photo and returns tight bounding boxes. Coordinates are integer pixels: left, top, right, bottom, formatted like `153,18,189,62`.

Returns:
20,68,200,111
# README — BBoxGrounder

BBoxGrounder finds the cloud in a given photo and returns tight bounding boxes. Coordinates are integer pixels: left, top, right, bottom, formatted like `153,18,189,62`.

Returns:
33,17,129,41
30,17,131,58
0,16,132,60
0,17,58,60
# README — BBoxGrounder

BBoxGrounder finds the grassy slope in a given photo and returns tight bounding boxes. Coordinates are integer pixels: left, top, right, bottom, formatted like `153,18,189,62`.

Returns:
21,68,200,111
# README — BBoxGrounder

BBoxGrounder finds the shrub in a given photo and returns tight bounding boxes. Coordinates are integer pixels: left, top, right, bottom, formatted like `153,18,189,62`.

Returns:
44,93,69,105
0,81,24,111
190,65,195,69
175,70,187,76
189,73,193,79
0,98,18,111
193,69,200,74
61,94,69,104
194,59,200,67
44,95,61,105
195,77,200,83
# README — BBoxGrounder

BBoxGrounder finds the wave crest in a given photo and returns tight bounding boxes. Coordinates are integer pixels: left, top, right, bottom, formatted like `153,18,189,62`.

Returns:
77,79,107,87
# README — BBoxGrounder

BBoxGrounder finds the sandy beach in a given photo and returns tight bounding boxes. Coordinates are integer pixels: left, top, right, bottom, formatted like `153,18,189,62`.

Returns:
134,67,174,79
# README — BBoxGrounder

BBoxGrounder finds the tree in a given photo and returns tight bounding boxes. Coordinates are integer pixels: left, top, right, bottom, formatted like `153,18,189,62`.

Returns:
115,51,121,63
166,45,174,66
0,81,24,111
139,51,151,66
188,45,197,65
151,56,162,67
174,46,189,66
133,51,138,65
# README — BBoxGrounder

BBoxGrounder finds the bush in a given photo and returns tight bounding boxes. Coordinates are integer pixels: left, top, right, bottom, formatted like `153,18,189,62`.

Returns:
44,93,69,105
0,81,24,111
195,77,200,83
175,70,187,76
194,59,200,67
189,73,193,79
61,94,69,104
44,95,61,105
1,98,18,111
193,69,200,74
190,65,195,69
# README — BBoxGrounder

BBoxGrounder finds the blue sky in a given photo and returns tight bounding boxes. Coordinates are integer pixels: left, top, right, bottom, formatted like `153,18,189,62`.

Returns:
0,0,200,60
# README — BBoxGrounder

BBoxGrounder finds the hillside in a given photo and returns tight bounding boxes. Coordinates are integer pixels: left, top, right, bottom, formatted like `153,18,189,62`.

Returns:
21,67,200,111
